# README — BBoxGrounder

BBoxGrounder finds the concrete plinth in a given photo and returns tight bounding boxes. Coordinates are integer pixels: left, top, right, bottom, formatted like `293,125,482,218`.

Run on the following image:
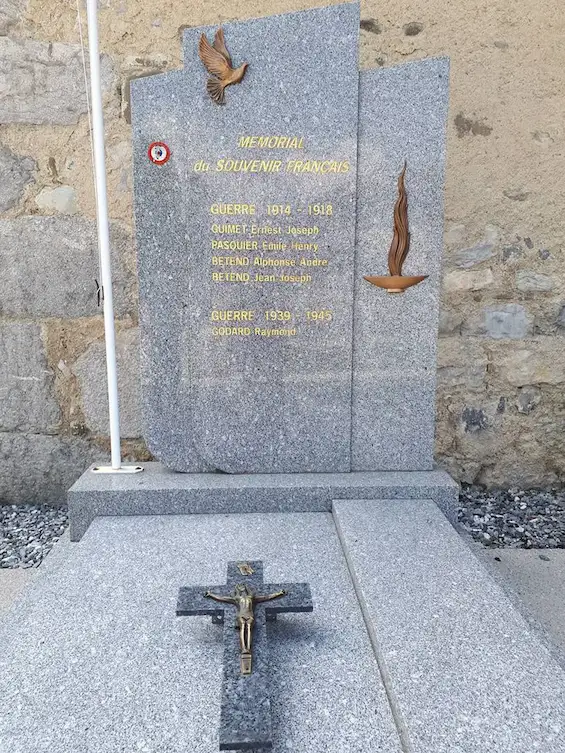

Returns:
67,462,458,540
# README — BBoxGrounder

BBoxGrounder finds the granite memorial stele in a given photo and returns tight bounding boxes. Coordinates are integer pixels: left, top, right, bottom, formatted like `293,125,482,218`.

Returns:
69,2,457,542
73,8,456,745
9,5,562,753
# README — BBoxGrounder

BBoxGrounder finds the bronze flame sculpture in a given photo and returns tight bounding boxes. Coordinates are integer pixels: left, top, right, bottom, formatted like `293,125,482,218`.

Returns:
364,162,428,293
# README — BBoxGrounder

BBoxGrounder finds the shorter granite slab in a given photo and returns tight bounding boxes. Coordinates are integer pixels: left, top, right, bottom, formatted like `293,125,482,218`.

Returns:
332,499,565,753
352,58,449,471
67,462,458,540
177,561,312,750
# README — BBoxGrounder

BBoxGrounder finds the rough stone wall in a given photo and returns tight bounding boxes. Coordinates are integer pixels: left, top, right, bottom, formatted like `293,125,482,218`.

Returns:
0,0,563,503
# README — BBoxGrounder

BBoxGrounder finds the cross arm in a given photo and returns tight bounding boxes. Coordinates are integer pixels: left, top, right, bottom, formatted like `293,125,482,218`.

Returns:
176,584,232,616
261,583,313,615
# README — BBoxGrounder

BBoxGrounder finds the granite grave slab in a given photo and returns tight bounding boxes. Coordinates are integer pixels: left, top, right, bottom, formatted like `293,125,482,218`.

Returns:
177,561,312,750
333,499,565,752
0,513,402,753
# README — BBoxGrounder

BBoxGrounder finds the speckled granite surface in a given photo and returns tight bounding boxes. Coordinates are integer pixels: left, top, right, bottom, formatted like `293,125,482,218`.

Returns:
177,561,312,750
352,58,449,471
0,513,401,753
67,462,458,540
333,499,565,753
132,3,360,473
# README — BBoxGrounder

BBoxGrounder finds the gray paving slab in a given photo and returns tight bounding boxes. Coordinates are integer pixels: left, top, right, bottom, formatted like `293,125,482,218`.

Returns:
0,568,36,616
333,499,565,753
477,547,565,659
0,533,71,616
0,513,402,753
67,461,458,539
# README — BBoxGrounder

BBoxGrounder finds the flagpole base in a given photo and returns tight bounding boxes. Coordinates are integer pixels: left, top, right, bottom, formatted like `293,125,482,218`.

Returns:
91,465,144,474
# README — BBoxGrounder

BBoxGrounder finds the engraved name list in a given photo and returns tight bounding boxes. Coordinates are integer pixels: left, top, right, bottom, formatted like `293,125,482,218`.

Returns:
194,135,342,340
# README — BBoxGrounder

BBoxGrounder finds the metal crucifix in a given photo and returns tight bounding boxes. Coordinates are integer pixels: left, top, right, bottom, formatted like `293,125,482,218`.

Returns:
204,581,287,675
177,560,313,750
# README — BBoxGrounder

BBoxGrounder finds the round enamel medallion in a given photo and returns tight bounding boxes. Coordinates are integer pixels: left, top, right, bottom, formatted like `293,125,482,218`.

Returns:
148,142,171,165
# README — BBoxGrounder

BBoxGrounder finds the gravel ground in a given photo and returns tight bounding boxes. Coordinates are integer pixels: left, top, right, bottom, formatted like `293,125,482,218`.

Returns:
0,505,68,568
458,485,565,549
1,487,564,567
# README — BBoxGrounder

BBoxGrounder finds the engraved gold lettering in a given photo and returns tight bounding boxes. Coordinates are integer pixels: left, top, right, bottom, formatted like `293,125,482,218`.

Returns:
212,272,250,282
210,310,255,322
278,273,312,283
238,136,304,149
253,327,297,337
286,226,319,237
299,257,327,267
306,310,333,322
211,240,258,251
211,223,244,234
210,204,256,215
216,159,282,173
291,241,319,252
261,241,286,252
212,326,252,336
285,159,350,174
253,257,295,267
250,225,281,236
211,256,250,266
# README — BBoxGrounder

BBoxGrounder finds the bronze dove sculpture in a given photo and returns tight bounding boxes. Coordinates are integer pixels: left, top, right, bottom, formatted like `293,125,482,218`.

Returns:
198,28,248,104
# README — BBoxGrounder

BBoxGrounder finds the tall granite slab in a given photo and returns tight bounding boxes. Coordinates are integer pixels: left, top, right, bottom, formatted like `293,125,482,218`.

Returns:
352,59,450,471
131,3,360,473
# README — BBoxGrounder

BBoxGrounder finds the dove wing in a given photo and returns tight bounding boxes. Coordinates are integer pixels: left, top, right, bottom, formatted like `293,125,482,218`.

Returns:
199,33,231,78
213,28,232,66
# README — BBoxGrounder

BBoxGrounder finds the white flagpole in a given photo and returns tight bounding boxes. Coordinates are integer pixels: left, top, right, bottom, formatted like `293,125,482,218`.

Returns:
85,0,142,474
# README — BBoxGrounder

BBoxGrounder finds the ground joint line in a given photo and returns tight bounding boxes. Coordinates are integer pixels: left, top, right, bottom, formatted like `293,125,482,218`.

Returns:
332,506,414,753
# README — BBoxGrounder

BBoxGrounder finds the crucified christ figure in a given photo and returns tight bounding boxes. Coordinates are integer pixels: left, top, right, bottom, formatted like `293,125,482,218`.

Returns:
205,583,286,674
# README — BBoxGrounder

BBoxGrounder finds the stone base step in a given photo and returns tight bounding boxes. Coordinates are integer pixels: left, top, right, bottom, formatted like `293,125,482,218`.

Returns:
333,499,565,753
67,461,458,540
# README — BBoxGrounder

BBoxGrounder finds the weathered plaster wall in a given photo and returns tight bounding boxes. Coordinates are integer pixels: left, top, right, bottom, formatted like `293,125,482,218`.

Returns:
1,0,564,502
